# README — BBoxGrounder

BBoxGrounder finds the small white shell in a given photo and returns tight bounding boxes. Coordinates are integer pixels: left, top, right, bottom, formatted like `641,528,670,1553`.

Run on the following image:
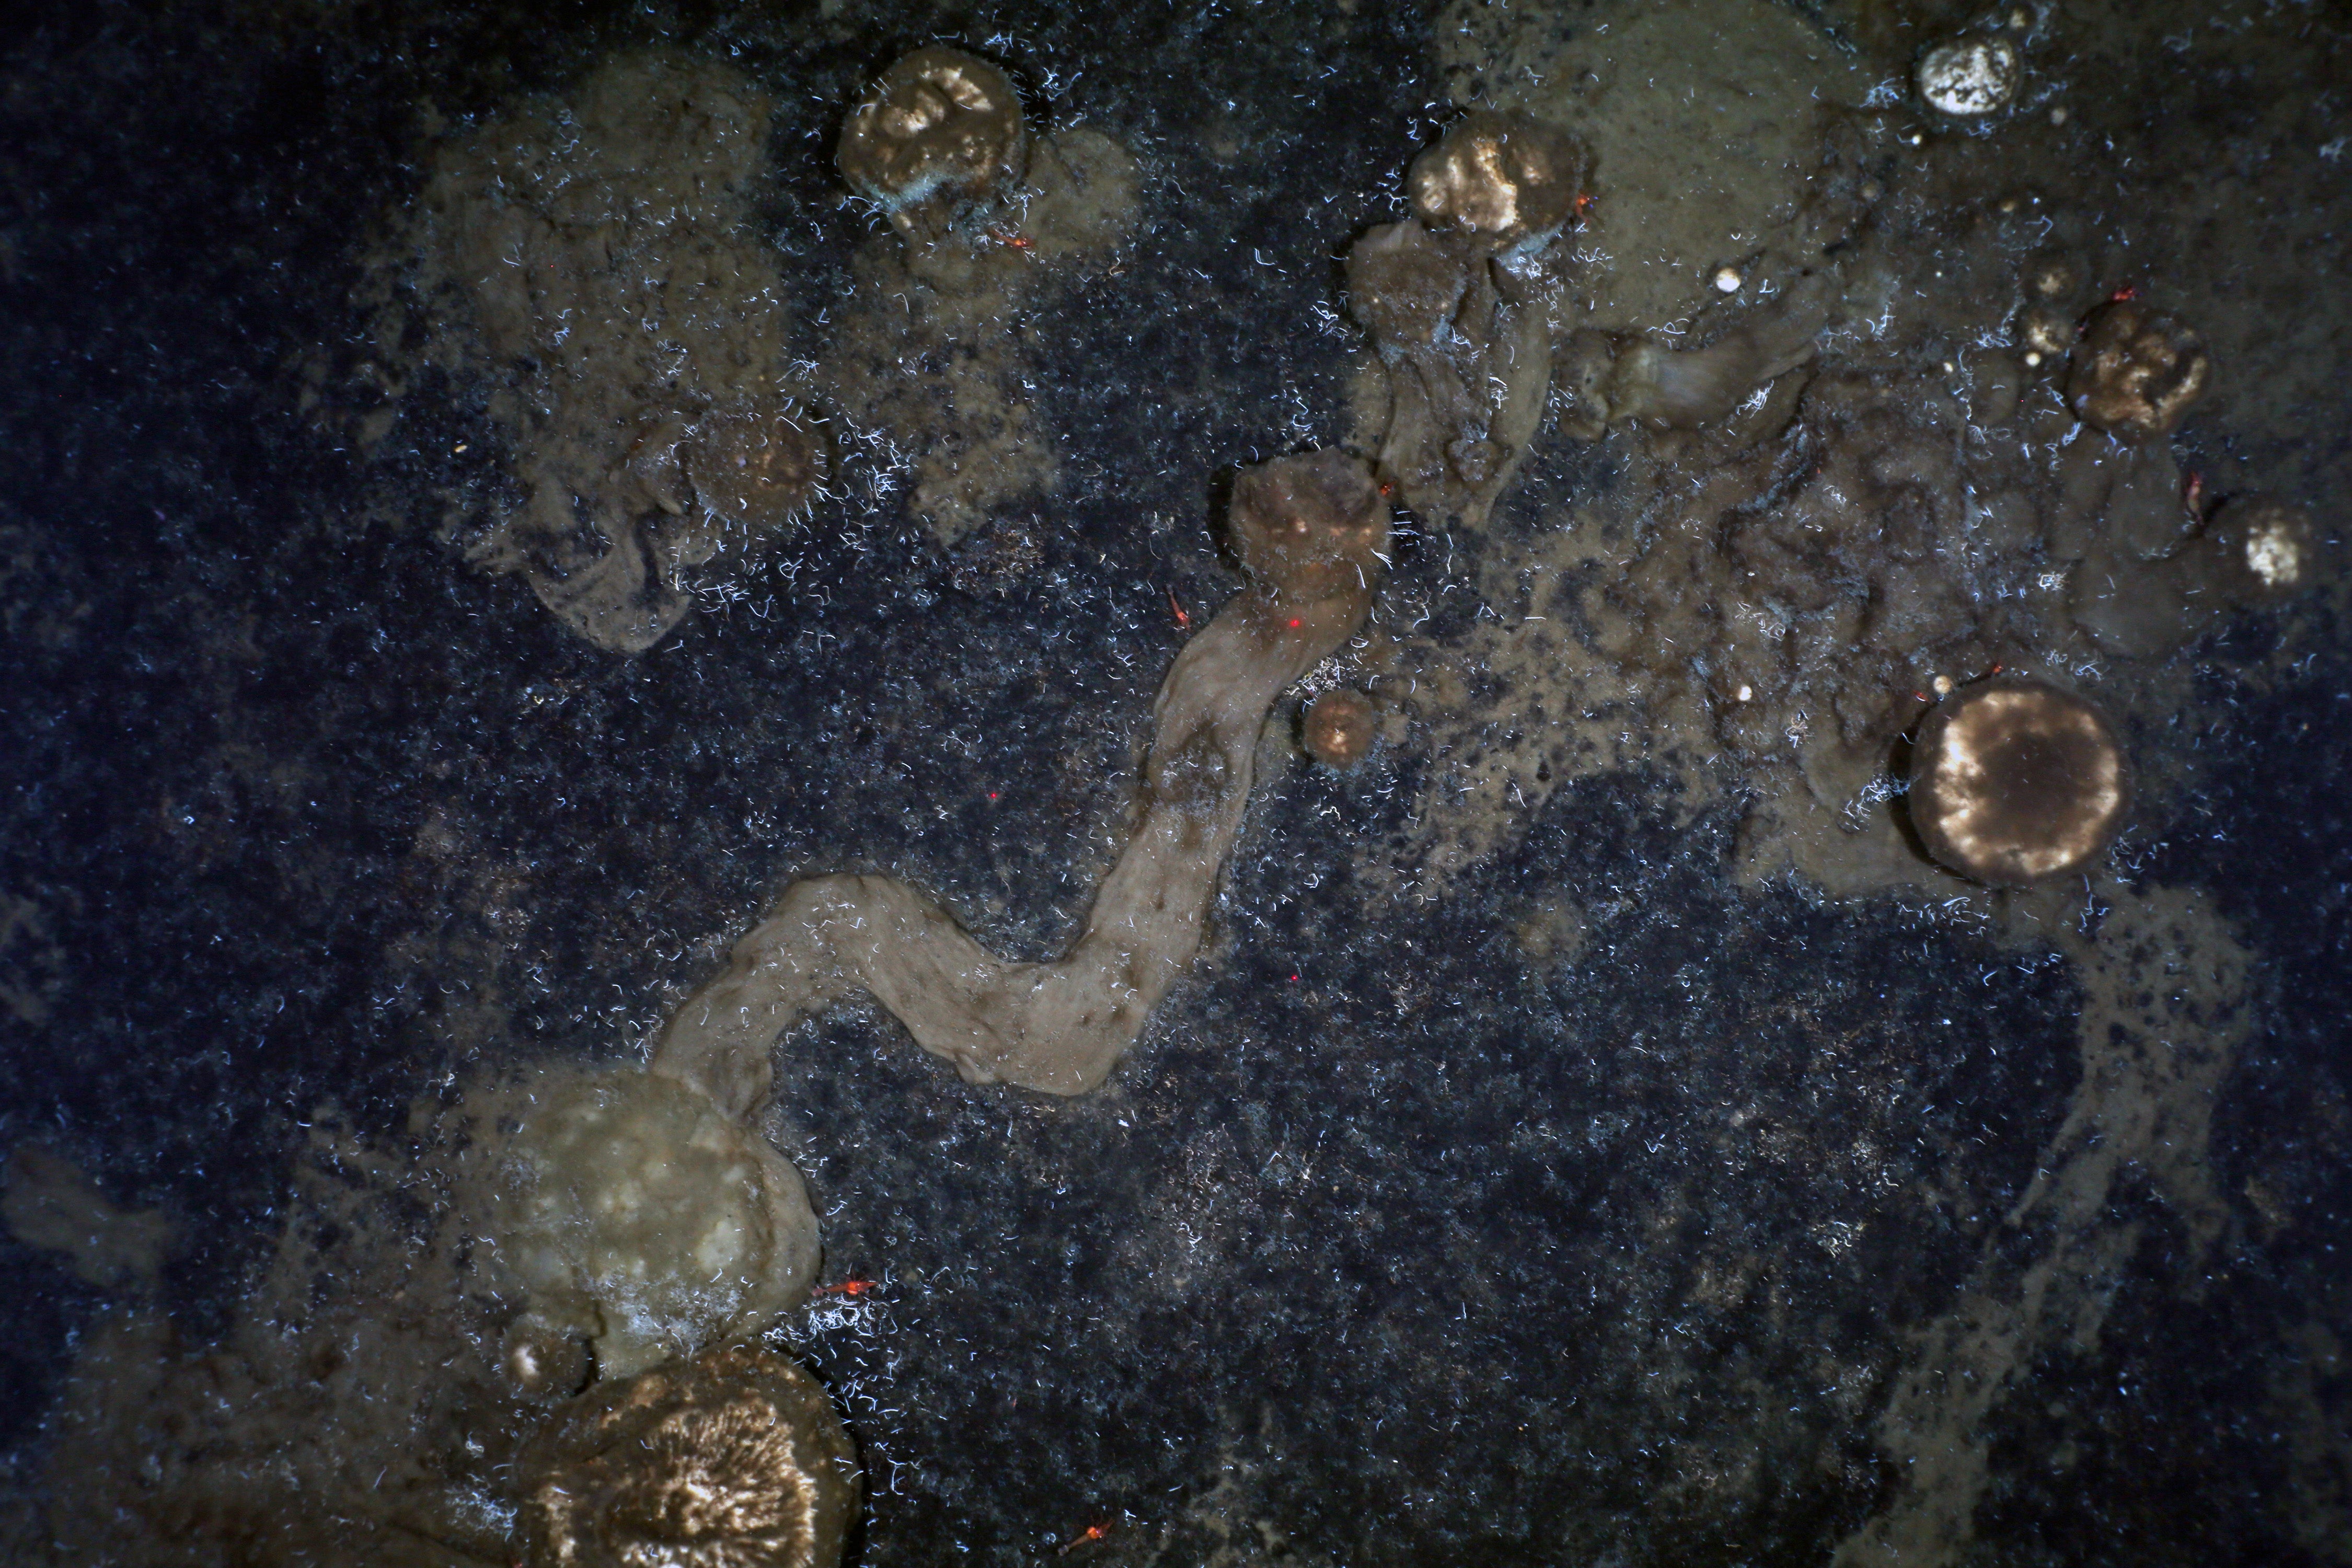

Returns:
1917,37,2023,117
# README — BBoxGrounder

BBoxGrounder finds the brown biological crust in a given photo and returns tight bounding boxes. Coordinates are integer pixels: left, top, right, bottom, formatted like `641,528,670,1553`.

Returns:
1346,115,1582,528
1552,273,1832,439
1847,885,2254,1560
1905,678,2130,887
3,1146,169,1289
1434,0,1871,335
1347,14,2341,908
36,1117,549,1566
28,1078,835,1565
518,1342,860,1568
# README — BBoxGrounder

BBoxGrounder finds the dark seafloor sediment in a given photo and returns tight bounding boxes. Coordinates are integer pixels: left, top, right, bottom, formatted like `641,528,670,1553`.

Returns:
0,1,2347,1564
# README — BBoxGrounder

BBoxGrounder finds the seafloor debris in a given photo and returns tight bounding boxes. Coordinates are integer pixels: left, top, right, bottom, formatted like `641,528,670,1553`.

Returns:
406,53,826,653
1905,677,2131,886
1348,111,1588,529
652,449,1389,1112
518,1342,859,1568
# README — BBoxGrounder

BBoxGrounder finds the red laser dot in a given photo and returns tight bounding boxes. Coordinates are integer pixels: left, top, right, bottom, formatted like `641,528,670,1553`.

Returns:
1288,618,1301,629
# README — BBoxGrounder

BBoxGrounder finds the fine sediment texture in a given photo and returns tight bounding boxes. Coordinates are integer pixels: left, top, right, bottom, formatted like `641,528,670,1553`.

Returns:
654,452,1388,1114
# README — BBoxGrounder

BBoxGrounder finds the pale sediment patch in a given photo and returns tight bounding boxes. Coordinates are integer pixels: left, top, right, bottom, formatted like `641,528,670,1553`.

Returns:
2,1146,169,1290
1834,884,2251,1567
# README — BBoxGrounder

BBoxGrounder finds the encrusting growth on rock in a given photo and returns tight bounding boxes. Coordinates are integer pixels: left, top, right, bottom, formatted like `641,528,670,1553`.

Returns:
406,53,828,654
1906,677,2130,887
823,44,1140,545
1553,272,1834,440
652,449,1389,1114
2069,487,2324,660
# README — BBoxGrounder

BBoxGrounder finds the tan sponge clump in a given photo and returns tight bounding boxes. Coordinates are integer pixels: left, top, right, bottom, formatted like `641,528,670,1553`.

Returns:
471,1067,820,1379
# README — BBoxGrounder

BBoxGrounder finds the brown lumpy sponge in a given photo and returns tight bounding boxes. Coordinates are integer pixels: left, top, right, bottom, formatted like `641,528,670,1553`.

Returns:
2066,299,2210,439
837,45,1028,241
1408,110,1590,256
1227,446,1390,606
1347,118,1581,530
1303,689,1378,769
474,1067,820,1379
518,1341,859,1568
1907,678,2131,887
653,451,1388,1113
